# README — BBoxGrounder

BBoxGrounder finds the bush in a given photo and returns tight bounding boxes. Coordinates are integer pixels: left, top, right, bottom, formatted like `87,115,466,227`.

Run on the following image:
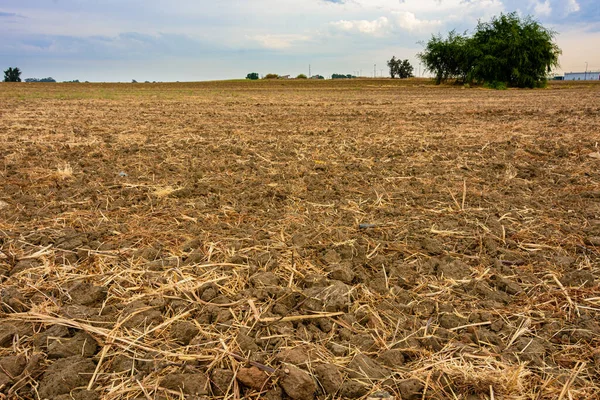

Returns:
264,73,279,79
296,74,307,79
246,72,259,80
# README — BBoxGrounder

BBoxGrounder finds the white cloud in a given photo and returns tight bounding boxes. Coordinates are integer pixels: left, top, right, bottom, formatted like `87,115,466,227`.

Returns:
565,0,580,14
330,17,392,36
534,0,552,17
393,11,441,32
329,12,440,37
250,34,312,49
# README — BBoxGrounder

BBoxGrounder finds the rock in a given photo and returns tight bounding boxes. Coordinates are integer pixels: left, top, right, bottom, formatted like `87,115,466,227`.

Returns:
38,356,96,399
171,321,199,345
211,368,235,396
347,354,391,381
279,365,317,400
327,342,348,357
160,373,208,396
314,363,342,395
236,366,270,390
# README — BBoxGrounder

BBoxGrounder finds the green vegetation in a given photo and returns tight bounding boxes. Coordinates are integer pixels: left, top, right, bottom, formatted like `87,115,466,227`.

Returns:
331,74,356,79
246,72,259,80
296,74,307,79
25,77,57,83
3,67,22,82
264,73,279,79
418,12,560,88
387,57,414,79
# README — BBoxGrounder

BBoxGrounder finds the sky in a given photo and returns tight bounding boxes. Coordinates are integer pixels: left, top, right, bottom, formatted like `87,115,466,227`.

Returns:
1,0,599,82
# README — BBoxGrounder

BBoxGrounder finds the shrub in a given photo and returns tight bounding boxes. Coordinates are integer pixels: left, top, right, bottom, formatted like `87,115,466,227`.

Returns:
264,73,279,79
246,72,259,80
296,74,307,79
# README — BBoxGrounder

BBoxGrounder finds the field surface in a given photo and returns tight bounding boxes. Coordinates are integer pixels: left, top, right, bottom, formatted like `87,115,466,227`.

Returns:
1,79,600,399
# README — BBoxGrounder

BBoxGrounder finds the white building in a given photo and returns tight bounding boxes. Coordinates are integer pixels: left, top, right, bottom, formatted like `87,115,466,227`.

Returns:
564,72,600,81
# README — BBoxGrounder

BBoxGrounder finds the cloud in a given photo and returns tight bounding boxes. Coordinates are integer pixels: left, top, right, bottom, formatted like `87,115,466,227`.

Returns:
330,17,392,36
250,34,312,50
330,12,440,37
533,1,552,17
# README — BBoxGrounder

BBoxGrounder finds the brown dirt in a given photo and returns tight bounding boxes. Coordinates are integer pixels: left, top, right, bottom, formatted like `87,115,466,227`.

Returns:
0,79,599,399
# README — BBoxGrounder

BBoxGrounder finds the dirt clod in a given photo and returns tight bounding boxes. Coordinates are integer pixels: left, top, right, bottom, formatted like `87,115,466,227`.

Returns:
279,364,317,400
38,356,96,399
160,373,208,396
314,363,343,395
236,366,270,390
347,354,391,381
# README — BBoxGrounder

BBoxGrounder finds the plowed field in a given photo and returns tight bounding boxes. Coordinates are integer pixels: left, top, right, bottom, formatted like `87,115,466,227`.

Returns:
1,79,599,399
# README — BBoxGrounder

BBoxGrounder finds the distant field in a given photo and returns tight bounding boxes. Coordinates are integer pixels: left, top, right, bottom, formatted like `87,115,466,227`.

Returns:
1,79,599,399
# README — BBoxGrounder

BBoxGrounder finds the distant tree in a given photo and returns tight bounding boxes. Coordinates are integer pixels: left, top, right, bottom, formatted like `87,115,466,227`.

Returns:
296,74,307,79
25,77,56,82
246,72,259,80
264,73,279,79
311,75,325,80
131,79,138,83
387,56,399,78
3,67,22,82
331,73,356,79
387,57,414,79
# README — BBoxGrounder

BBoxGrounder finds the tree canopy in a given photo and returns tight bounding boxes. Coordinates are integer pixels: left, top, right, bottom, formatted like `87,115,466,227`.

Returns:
3,67,22,82
387,57,414,79
418,13,561,88
246,72,259,80
25,77,57,83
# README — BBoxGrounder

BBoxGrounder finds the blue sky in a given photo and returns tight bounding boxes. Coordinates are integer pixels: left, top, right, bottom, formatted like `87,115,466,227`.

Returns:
1,0,598,82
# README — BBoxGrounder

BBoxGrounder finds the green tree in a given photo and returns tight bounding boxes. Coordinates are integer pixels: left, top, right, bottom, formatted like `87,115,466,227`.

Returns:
3,67,22,82
387,56,399,78
264,73,279,79
418,13,560,88
417,31,474,84
387,57,414,79
471,12,560,88
246,72,259,80
296,74,307,79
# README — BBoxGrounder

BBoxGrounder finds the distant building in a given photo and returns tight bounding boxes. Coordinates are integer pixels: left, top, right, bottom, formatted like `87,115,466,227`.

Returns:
564,72,600,81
